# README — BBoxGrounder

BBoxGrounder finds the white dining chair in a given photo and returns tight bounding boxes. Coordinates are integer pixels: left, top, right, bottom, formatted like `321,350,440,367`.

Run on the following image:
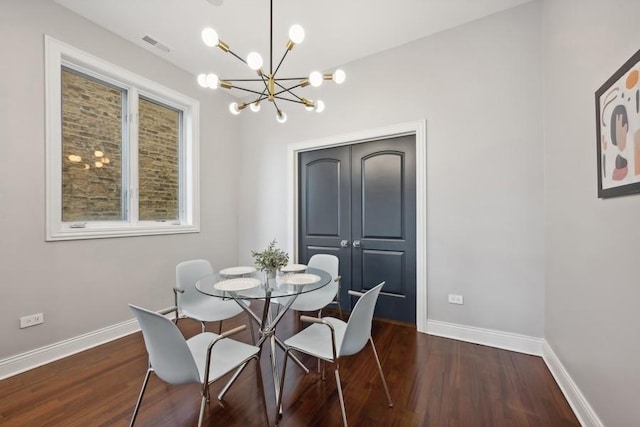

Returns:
276,282,393,427
128,304,268,427
280,253,343,318
175,259,254,341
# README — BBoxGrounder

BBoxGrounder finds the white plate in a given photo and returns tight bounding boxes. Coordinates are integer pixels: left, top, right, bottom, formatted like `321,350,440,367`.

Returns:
219,266,257,276
214,278,261,291
281,273,321,285
280,264,307,273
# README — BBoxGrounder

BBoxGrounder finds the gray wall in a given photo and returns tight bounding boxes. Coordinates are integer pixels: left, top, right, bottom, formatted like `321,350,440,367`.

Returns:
237,2,545,337
0,0,240,359
543,0,640,426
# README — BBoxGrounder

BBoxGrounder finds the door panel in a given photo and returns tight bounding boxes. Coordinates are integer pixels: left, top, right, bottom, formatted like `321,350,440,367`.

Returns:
362,153,403,238
299,147,351,307
351,136,416,322
299,135,416,323
305,160,341,236
362,250,405,295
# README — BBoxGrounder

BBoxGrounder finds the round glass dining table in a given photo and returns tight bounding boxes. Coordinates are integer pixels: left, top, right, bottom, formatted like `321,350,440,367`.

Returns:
195,266,332,409
195,266,332,301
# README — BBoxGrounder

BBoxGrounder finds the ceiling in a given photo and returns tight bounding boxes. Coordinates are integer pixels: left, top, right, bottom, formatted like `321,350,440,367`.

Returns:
54,0,531,92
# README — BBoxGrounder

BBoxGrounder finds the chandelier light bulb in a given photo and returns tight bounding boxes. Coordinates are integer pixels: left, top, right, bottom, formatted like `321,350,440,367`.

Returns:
201,27,219,47
333,69,346,84
94,150,104,158
315,100,325,113
229,102,241,115
276,110,288,123
206,73,219,89
309,71,323,87
247,52,263,70
250,102,261,112
95,161,103,168
288,24,305,44
197,73,208,88
305,103,314,112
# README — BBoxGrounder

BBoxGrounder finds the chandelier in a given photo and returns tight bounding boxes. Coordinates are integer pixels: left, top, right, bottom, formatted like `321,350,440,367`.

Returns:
196,0,345,123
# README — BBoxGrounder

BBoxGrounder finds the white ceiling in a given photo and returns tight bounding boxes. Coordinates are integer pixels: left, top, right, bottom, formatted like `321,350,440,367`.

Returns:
54,0,531,89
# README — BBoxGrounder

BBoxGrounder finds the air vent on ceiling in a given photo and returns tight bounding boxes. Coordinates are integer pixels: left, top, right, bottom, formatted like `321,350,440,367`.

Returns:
142,35,171,53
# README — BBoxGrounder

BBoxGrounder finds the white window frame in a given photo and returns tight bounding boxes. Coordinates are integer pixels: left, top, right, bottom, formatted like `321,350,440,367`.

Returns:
45,35,200,241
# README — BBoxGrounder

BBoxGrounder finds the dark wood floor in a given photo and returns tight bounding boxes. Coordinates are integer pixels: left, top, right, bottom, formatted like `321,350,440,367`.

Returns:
0,304,579,426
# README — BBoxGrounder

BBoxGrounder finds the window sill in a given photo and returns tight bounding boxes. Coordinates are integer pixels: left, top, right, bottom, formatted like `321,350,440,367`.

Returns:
46,223,199,241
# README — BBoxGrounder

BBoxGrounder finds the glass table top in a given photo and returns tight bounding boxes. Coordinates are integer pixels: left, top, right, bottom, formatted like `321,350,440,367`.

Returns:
195,266,332,300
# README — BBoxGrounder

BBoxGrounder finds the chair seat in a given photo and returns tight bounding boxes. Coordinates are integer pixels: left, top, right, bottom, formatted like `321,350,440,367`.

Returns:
187,332,260,383
284,316,346,360
278,282,339,312
180,298,249,323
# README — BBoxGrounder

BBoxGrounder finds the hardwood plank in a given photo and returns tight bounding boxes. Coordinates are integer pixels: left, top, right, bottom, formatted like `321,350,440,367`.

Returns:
0,306,579,426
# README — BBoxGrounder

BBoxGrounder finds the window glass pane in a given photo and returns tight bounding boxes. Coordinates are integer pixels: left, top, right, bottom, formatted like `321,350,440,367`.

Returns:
138,97,180,221
61,67,123,222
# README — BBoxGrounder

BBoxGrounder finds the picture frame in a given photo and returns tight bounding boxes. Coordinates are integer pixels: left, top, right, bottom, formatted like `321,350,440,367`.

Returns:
595,48,640,198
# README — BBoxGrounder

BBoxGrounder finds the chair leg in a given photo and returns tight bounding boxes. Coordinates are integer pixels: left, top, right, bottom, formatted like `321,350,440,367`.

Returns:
275,336,309,374
248,313,256,344
334,367,348,427
276,348,291,419
218,361,250,401
197,395,207,427
217,320,222,334
336,299,343,320
369,338,393,407
254,356,270,427
129,369,151,427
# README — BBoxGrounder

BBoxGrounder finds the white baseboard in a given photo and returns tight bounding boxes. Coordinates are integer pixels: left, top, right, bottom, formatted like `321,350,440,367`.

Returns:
426,319,544,356
542,340,604,427
0,308,176,381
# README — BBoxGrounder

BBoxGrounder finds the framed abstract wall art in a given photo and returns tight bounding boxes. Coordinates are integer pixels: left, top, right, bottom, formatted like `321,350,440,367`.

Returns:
596,48,640,198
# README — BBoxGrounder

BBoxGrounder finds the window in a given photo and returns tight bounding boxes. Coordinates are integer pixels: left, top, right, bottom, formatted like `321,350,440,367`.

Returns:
46,36,199,240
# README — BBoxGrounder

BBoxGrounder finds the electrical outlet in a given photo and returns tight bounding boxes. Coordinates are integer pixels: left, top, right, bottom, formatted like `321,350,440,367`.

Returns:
448,294,464,305
20,313,44,329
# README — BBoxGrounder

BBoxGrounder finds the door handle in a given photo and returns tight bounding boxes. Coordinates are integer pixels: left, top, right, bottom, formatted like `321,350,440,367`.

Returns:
340,240,349,248
352,240,361,248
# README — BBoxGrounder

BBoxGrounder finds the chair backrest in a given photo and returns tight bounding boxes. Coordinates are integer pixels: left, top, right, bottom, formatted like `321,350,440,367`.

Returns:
129,304,201,385
307,254,339,280
339,282,385,357
288,254,340,311
176,259,214,305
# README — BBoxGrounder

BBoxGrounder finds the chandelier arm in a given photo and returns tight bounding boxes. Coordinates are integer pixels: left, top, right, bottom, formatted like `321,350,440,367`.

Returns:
226,85,270,97
259,73,270,92
275,79,306,93
273,49,290,76
226,49,248,65
274,82,307,96
274,82,304,102
272,77,308,81
272,94,308,104
222,78,265,82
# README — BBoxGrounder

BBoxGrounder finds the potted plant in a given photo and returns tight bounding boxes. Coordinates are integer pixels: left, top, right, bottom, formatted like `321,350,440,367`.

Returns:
251,239,289,279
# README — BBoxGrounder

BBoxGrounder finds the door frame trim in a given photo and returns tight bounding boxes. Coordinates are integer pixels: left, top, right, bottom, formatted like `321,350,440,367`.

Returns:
286,120,427,333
